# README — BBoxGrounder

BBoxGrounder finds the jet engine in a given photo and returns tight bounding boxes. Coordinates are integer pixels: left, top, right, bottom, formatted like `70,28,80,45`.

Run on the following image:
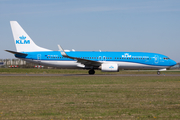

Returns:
101,64,119,72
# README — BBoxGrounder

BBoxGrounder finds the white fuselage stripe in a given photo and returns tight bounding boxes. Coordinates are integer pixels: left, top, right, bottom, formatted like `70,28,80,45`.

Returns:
22,59,168,70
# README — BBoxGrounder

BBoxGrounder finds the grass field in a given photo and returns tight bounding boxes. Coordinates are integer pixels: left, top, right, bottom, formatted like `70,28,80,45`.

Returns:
0,75,180,119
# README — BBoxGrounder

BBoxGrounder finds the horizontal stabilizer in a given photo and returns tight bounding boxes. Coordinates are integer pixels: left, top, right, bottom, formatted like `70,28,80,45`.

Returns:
5,50,28,56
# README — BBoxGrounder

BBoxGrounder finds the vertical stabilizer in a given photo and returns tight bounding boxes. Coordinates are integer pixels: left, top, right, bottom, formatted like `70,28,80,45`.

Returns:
10,21,51,52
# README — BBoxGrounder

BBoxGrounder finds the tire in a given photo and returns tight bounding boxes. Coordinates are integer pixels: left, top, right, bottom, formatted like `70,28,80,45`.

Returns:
157,71,160,75
88,69,95,75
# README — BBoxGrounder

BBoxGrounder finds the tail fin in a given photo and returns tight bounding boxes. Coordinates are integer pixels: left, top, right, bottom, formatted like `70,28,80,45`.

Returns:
10,21,51,52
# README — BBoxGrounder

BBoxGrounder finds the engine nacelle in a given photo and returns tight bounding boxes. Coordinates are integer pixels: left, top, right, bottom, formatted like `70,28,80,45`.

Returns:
101,64,119,72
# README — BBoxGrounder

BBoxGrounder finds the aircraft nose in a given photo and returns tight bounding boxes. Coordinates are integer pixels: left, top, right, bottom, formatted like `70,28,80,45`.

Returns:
171,60,177,66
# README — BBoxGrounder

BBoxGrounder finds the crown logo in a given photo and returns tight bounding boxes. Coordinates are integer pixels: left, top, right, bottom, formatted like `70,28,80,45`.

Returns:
109,66,114,69
19,35,26,40
122,53,131,57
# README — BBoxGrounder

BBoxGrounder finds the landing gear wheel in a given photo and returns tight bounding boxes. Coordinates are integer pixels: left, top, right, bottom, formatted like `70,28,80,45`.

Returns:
88,69,95,75
157,71,160,75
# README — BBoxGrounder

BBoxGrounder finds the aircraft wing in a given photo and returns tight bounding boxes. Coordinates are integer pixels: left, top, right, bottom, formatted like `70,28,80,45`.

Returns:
58,45,101,67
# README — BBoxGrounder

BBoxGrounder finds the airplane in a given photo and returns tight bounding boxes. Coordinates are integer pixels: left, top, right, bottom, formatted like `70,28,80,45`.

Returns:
5,21,176,75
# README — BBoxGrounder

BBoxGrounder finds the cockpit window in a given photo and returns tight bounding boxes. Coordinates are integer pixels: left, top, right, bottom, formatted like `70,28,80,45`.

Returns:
163,57,170,60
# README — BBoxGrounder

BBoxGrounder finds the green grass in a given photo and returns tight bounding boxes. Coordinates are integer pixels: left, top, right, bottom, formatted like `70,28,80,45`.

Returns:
0,76,180,119
0,68,180,74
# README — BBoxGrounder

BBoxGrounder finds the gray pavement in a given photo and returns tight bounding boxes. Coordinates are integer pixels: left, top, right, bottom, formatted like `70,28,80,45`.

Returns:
0,74,180,76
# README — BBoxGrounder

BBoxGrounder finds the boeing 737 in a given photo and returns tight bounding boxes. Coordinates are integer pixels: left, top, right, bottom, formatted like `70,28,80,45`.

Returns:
6,21,176,75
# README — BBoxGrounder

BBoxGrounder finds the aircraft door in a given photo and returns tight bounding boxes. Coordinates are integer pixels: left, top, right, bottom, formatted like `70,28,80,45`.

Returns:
37,54,41,64
98,56,102,61
103,56,106,61
37,54,41,60
154,55,159,64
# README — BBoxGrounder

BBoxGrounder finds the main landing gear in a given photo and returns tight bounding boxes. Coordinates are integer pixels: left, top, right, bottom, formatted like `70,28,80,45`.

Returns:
88,69,95,75
157,71,161,75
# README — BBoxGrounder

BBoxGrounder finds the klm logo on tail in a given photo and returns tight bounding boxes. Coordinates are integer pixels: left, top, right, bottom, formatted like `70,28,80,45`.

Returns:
16,36,30,44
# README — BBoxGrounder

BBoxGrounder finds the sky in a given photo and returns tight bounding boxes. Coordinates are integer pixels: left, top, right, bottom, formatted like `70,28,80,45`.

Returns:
0,0,180,62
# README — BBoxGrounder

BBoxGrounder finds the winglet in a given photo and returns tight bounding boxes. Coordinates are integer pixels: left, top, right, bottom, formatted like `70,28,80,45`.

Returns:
58,45,68,57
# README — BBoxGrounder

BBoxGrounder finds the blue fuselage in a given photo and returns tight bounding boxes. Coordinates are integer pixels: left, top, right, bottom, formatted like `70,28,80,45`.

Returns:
15,51,176,70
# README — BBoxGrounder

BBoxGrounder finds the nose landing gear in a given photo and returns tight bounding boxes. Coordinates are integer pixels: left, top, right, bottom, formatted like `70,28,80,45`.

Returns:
157,71,160,75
